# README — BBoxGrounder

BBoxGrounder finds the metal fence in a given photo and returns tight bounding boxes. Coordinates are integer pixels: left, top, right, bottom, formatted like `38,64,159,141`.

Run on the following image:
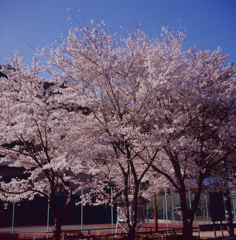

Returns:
1,190,236,229
145,191,236,225
0,195,116,227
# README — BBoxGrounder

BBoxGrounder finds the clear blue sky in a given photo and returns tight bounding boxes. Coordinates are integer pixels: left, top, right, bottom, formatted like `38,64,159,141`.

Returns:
1,0,236,67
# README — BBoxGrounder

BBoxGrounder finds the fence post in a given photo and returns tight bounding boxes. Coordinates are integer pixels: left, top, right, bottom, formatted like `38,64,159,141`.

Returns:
81,188,83,231
47,188,50,233
163,196,165,221
188,189,191,209
111,187,113,234
205,192,209,224
165,189,168,233
11,202,15,237
172,196,174,222
154,193,158,232
233,190,236,223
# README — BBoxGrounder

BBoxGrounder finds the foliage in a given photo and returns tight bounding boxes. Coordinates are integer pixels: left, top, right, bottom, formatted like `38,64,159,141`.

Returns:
0,55,89,240
44,22,236,238
0,19,236,240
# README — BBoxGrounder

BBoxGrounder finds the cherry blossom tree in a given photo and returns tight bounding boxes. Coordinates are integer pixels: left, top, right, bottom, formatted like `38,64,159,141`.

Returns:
43,21,236,239
150,44,236,238
134,32,236,237
0,56,89,240
43,23,168,239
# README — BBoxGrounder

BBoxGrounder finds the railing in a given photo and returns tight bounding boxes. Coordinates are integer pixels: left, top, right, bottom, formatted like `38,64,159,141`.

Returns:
16,226,200,239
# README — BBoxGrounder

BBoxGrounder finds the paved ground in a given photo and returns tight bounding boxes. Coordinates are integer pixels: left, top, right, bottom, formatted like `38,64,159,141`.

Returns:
0,223,235,239
195,230,236,239
0,223,185,236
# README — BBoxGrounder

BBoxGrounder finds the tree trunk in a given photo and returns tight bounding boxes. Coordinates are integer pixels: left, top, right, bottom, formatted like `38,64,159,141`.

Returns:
132,184,139,232
177,173,204,239
182,215,193,239
48,187,73,240
127,225,136,240
179,190,194,239
53,218,62,240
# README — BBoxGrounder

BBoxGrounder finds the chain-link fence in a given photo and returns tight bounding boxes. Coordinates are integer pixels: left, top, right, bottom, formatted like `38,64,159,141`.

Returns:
145,191,236,225
1,191,236,227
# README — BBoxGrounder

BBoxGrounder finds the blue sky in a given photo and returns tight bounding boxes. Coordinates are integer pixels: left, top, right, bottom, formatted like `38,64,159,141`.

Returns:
1,0,236,67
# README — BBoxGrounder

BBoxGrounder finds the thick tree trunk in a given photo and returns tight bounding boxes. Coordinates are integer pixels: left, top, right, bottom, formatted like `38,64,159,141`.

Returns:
127,225,136,240
179,190,194,239
123,170,139,240
53,218,62,240
182,215,194,239
48,186,72,240
177,172,204,239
